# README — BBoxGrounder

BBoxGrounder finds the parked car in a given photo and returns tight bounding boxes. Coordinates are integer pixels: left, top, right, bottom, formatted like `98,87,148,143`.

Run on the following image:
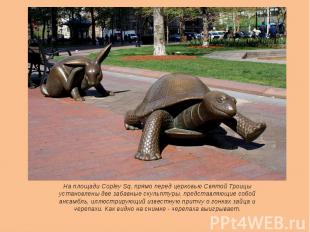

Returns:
169,34,181,42
239,31,252,38
184,32,196,41
127,33,138,40
252,29,261,38
193,33,202,39
216,31,225,39
208,31,221,39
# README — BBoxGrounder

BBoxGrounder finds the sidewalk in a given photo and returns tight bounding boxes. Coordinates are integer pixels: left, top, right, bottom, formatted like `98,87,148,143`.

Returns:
204,49,286,64
60,44,152,57
102,65,286,99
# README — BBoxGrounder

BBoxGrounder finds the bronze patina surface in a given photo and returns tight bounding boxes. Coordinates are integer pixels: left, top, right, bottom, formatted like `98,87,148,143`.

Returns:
40,43,114,101
124,73,266,161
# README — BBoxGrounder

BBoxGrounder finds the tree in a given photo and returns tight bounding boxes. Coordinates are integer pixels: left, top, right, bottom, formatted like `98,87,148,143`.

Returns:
90,8,96,45
51,7,58,43
277,7,286,35
153,8,166,56
201,7,209,47
28,8,34,39
28,7,52,41
138,7,155,37
85,7,97,45
164,8,200,42
97,7,114,42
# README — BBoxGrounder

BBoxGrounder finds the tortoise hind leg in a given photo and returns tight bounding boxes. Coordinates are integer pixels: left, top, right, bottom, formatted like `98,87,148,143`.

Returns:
223,112,266,142
124,110,143,130
136,110,173,161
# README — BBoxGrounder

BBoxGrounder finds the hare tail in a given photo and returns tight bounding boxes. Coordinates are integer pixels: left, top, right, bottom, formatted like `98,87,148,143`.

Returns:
39,73,50,97
40,83,49,97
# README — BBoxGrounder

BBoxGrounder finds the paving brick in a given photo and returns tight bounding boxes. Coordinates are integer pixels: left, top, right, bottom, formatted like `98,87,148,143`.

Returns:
28,72,285,180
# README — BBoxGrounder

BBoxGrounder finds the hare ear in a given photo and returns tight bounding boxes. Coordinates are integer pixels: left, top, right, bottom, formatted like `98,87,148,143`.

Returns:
95,43,112,64
64,59,87,68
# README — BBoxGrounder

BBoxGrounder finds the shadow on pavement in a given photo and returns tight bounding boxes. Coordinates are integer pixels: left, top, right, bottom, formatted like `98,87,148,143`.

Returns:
164,126,265,152
86,89,130,97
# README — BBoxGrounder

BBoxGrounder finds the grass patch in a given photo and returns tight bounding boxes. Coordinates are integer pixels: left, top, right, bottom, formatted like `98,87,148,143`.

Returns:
71,44,286,88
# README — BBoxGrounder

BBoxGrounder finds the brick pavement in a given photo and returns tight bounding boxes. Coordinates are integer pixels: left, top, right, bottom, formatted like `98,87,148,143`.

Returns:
28,73,285,180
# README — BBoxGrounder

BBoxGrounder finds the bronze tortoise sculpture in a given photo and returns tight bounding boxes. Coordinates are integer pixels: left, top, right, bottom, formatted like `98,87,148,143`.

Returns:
124,73,266,161
40,43,114,101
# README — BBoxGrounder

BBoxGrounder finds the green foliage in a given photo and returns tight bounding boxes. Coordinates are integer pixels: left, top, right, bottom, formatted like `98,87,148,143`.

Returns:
164,7,201,20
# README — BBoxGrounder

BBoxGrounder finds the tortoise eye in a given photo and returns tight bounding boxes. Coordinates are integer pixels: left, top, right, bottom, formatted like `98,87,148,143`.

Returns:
217,96,225,103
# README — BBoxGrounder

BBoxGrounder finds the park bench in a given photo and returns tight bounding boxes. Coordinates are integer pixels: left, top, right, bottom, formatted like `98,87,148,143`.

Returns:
28,41,71,88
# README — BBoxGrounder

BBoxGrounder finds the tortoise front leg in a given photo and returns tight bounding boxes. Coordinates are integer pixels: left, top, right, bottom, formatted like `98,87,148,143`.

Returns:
136,110,173,161
223,112,266,142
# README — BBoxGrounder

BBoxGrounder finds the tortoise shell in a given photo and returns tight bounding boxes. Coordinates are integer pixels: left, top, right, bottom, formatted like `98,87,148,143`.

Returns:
134,73,210,117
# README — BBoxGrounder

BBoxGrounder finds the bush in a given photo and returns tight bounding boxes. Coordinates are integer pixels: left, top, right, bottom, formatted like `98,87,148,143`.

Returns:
209,37,286,48
188,39,203,46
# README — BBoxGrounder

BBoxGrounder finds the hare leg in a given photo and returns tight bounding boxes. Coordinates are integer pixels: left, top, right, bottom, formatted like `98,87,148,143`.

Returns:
60,67,83,92
70,87,85,101
135,110,173,161
124,110,142,130
223,112,266,142
95,83,114,96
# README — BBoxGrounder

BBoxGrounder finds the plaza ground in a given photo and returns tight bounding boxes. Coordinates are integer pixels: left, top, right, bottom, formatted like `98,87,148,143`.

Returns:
28,67,286,180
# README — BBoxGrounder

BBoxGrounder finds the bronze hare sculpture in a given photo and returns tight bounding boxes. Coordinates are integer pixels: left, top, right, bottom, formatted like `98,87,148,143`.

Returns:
41,43,114,101
125,73,266,161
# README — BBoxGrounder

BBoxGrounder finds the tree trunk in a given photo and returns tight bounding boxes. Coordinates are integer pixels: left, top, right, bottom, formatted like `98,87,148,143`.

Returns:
51,7,58,44
28,13,34,39
119,8,124,45
153,8,166,56
70,9,74,20
166,15,169,44
248,15,251,32
283,10,286,36
111,13,114,43
236,14,240,32
179,18,186,42
201,8,209,47
90,7,96,45
166,25,169,44
266,7,270,36
42,20,46,42
232,11,236,34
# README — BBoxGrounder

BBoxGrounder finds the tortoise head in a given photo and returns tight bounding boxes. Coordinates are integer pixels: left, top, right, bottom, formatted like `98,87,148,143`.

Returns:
202,91,237,120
